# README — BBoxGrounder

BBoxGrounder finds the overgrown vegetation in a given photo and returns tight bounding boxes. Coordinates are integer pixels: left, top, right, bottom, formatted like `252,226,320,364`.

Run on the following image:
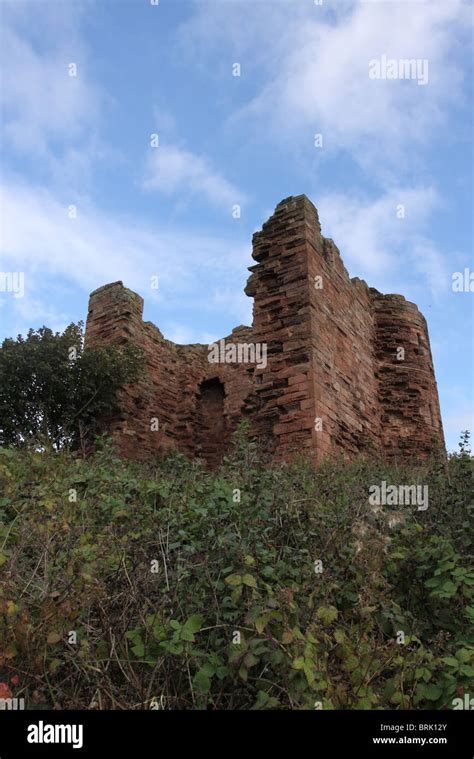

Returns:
0,428,472,710
0,324,141,452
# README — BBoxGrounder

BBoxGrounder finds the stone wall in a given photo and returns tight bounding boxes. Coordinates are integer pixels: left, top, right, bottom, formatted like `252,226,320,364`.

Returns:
85,195,445,466
244,195,317,457
372,293,445,459
86,284,255,461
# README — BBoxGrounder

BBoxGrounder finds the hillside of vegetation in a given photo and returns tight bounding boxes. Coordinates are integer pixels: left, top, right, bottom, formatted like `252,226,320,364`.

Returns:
0,428,472,710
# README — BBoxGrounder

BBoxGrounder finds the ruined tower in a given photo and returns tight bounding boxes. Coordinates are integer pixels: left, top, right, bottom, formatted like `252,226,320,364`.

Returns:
85,195,445,465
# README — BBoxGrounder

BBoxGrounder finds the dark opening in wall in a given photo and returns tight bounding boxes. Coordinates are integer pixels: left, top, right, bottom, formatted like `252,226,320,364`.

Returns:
196,378,227,468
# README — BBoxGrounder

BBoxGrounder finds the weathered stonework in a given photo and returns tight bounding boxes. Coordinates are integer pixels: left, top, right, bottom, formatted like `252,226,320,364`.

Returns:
85,195,445,466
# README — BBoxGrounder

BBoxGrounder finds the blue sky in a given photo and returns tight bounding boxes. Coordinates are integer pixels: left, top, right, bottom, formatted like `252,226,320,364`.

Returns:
0,0,472,452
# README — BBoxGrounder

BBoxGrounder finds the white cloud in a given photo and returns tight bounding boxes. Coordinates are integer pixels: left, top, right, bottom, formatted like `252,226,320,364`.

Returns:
182,0,470,174
143,144,246,210
210,287,252,327
0,294,70,340
0,2,101,158
315,186,445,290
165,324,219,346
0,178,252,336
411,238,449,298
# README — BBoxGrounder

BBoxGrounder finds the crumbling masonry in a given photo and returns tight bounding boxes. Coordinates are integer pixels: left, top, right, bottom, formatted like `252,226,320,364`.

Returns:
85,195,445,467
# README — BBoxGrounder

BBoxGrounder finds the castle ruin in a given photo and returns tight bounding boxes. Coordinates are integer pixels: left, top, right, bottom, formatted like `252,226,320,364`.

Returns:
85,195,445,466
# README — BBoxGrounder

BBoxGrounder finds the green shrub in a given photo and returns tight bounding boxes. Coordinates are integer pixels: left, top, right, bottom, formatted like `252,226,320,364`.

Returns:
0,429,472,710
0,324,141,451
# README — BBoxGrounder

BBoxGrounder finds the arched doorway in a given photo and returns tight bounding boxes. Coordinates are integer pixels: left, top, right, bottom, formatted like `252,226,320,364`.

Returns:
197,378,227,467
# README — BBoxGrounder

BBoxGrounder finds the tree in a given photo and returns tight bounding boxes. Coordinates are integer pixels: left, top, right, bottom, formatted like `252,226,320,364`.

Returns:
0,323,142,451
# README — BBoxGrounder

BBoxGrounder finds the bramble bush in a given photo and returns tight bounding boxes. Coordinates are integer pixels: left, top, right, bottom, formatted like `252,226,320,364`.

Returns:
0,427,472,709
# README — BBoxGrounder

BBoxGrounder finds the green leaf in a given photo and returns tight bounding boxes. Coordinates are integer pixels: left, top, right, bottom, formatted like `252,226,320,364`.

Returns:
231,585,242,603
200,662,216,677
242,574,257,588
419,683,442,701
316,605,339,625
131,641,145,658
343,655,359,672
255,613,271,634
244,653,259,668
180,628,195,642
442,580,457,593
225,574,242,586
303,662,315,686
216,666,229,680
183,614,203,634
193,670,211,694
441,657,460,668
252,691,270,709
390,692,404,705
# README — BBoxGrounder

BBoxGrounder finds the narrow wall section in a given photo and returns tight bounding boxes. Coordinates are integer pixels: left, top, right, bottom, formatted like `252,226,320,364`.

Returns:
372,294,445,459
245,196,317,458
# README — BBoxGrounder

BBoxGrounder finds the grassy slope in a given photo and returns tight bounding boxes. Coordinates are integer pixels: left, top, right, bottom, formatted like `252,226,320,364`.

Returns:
0,430,473,710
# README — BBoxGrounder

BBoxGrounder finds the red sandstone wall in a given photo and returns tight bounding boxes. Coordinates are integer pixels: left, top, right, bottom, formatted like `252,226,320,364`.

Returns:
246,195,382,463
306,231,382,461
174,327,256,462
86,282,186,457
246,195,444,463
244,196,317,458
372,293,445,459
85,282,256,464
85,195,445,466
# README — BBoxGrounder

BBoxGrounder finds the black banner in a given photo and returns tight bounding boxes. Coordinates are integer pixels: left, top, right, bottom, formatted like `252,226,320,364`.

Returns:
0,710,472,758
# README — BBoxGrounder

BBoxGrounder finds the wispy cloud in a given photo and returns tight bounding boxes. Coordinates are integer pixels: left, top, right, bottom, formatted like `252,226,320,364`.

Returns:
0,178,251,337
0,2,101,159
315,186,448,295
143,143,246,210
182,0,470,176
165,323,220,346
